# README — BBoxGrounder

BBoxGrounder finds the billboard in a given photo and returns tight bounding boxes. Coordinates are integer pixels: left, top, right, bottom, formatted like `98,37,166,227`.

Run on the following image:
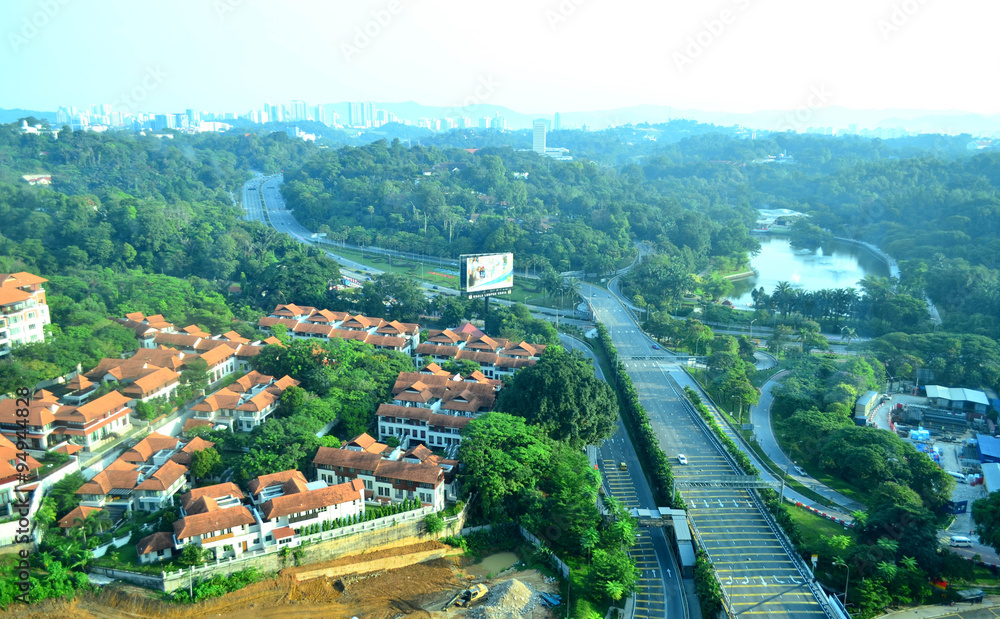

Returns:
460,253,513,298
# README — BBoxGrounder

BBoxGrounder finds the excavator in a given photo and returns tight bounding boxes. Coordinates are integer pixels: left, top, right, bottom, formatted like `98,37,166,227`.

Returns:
442,584,488,610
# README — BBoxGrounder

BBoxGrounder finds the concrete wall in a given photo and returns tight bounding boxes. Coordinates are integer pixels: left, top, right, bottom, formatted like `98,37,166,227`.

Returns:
292,546,464,582
97,507,467,593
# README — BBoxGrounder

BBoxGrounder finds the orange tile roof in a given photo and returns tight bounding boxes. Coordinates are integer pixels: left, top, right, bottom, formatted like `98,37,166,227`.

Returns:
57,505,102,528
220,331,250,344
247,470,307,498
122,367,180,399
174,505,255,541
194,344,236,367
0,272,47,287
0,398,57,427
121,432,180,463
135,460,187,491
73,391,131,423
0,288,31,306
180,482,245,513
137,531,174,556
260,478,364,520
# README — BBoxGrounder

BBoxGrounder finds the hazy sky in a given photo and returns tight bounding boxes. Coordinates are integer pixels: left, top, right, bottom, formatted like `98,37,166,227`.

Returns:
3,0,998,116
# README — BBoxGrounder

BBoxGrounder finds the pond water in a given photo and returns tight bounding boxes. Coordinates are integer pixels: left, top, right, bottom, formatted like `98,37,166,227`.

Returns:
466,552,520,579
726,235,890,309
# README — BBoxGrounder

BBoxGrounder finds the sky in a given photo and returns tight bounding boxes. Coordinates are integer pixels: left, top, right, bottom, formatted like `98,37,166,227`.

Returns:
2,0,999,118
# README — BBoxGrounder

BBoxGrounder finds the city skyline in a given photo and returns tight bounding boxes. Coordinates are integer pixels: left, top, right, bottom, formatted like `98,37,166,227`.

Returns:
4,0,1000,120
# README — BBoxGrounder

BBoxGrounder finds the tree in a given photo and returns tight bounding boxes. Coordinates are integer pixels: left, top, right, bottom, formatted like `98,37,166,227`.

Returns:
497,346,618,447
458,412,552,521
178,543,207,566
973,492,1000,555
424,513,444,534
49,472,86,516
589,547,639,603
180,358,209,391
190,447,222,484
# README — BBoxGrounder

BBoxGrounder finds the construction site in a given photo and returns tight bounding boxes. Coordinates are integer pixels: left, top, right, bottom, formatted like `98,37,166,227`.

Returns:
7,540,565,619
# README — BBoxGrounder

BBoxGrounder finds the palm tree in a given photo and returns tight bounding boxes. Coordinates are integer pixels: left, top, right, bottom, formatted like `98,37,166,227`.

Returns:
899,556,918,571
841,327,857,346
86,510,112,535
604,580,626,602
772,281,793,317
876,560,898,582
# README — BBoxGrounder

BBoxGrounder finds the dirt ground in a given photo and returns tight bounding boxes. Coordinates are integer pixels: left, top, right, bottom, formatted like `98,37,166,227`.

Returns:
6,543,559,619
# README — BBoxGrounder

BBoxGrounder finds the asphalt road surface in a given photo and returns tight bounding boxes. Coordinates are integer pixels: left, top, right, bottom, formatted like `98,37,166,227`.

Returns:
561,334,685,619
586,282,830,619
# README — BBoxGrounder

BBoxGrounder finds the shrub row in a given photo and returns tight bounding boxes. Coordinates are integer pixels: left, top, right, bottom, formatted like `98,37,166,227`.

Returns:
683,386,759,476
171,567,262,603
595,323,677,508
693,550,724,618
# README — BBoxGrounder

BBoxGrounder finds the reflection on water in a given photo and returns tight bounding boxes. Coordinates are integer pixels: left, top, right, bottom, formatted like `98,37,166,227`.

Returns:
726,236,890,308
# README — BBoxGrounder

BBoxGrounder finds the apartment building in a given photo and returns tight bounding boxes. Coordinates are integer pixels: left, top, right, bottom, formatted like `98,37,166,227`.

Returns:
0,272,50,356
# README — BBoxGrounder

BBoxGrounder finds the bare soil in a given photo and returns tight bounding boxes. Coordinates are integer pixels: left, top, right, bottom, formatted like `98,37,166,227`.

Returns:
5,544,558,619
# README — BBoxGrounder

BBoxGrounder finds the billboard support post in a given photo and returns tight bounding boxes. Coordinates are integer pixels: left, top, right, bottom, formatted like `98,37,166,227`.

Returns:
484,296,490,316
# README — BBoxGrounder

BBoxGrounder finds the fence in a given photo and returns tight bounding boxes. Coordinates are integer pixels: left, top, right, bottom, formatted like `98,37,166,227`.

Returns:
92,532,132,558
94,504,463,593
519,525,571,579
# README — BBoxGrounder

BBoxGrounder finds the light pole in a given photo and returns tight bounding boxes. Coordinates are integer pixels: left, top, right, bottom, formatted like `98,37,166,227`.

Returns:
834,558,850,603
750,319,757,345
778,459,793,504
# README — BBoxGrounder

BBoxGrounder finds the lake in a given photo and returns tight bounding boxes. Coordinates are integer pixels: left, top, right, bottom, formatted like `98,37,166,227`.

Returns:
726,235,891,309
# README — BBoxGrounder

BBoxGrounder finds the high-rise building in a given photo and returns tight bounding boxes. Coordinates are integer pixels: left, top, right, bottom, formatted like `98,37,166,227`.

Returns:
532,119,547,154
315,105,325,125
0,272,50,357
479,117,489,129
186,108,200,125
292,100,307,121
349,102,375,127
554,112,561,131
153,114,174,131
363,102,373,127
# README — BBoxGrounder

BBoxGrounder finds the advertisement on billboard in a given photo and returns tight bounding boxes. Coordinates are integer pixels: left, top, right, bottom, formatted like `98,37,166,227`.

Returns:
460,253,513,298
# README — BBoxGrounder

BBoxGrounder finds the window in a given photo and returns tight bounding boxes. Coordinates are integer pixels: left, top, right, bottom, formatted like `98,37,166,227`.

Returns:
378,486,390,497
395,488,403,498
364,480,372,490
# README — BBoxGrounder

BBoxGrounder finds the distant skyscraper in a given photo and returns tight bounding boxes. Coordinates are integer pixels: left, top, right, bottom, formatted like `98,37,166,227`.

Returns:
349,102,361,127
532,119,547,154
349,102,375,127
492,113,506,130
363,102,373,127
554,112,561,131
479,117,489,129
264,103,282,123
186,108,200,125
315,105,325,125
292,100,307,121
153,114,174,131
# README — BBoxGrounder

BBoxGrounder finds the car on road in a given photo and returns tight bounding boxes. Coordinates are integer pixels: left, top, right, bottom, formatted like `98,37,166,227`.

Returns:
677,454,688,465
618,461,627,471
652,344,660,350
794,466,806,476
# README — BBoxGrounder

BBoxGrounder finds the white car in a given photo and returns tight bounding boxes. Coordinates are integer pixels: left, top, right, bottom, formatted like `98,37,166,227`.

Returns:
677,454,688,465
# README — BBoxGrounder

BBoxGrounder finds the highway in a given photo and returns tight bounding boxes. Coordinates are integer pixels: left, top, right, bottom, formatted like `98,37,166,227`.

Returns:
586,282,832,619
561,334,685,619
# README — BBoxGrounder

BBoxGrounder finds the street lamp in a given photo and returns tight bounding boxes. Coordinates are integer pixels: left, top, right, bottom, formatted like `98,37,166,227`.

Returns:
750,319,757,345
834,558,850,603
778,459,793,504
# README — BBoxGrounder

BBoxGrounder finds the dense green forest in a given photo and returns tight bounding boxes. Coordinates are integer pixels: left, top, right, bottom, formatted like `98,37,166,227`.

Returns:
279,138,762,275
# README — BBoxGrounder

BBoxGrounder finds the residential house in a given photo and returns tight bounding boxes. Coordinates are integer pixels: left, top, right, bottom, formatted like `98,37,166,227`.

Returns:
52,390,132,449
173,504,260,558
133,459,188,512
313,434,453,510
190,372,299,432
179,482,244,516
137,531,176,564
253,471,365,533
57,505,104,530
257,306,420,354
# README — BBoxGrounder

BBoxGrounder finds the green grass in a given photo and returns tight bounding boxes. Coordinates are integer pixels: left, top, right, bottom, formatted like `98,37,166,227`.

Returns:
325,243,578,310
787,506,855,554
